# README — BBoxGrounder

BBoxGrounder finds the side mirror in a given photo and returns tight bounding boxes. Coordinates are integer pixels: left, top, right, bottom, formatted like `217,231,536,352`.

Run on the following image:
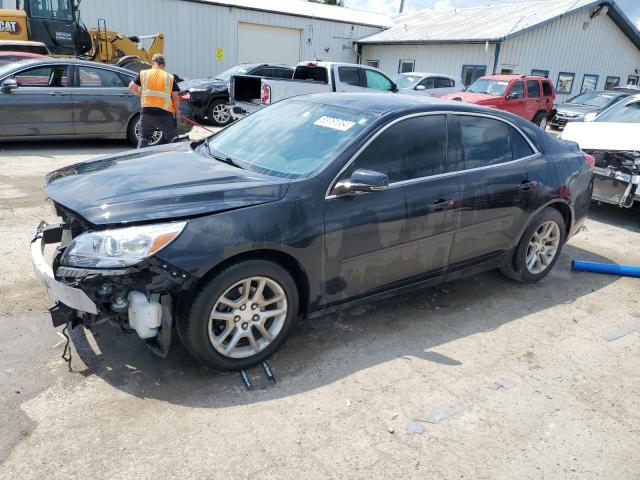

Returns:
333,169,389,195
415,85,426,91
390,82,399,93
507,92,521,100
584,112,597,122
1,79,18,93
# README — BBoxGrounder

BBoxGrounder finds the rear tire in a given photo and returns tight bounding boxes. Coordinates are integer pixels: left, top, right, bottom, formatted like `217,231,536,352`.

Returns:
500,207,566,283
533,111,548,129
207,99,233,126
178,260,299,371
127,114,163,147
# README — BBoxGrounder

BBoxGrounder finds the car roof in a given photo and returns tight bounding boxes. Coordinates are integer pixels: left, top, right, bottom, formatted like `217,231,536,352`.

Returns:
399,72,459,79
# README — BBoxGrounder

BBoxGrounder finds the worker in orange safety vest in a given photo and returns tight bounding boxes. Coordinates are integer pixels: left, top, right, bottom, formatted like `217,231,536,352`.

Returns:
129,53,180,148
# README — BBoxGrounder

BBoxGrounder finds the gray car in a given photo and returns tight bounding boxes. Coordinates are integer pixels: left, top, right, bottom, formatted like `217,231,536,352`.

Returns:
0,59,194,145
549,90,629,129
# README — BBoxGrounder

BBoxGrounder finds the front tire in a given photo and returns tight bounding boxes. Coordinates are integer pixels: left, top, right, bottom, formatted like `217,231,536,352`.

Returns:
178,260,299,371
207,99,233,126
501,207,566,283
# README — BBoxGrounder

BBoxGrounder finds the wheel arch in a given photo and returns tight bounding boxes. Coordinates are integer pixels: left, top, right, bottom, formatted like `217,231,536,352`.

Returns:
540,199,573,238
183,249,310,319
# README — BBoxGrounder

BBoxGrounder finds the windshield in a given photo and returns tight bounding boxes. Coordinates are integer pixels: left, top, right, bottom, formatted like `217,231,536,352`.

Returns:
205,100,375,178
214,65,250,81
27,0,73,21
595,98,640,123
568,92,614,107
395,75,421,89
466,79,509,96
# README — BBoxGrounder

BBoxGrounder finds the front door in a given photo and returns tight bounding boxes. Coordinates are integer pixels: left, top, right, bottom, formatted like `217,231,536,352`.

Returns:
502,80,527,118
448,114,542,266
71,65,138,135
324,114,460,305
0,64,74,137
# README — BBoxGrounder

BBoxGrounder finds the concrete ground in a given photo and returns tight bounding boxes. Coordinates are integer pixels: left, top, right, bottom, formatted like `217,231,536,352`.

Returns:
0,130,639,479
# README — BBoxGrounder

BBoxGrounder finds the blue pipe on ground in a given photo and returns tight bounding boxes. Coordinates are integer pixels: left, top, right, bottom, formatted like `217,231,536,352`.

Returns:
571,260,640,278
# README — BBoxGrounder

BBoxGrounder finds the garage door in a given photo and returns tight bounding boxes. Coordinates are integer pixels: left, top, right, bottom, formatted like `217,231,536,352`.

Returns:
238,23,301,65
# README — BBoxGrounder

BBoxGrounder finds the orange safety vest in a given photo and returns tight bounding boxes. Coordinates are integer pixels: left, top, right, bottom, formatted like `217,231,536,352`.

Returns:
140,68,175,113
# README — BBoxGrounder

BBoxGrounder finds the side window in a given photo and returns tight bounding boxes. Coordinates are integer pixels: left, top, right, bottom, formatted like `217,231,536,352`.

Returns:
338,66,361,87
13,65,69,87
527,80,540,98
349,115,448,183
511,127,534,159
435,77,454,88
418,77,435,89
364,69,393,91
509,81,524,99
250,67,271,77
542,81,552,97
459,116,512,169
275,68,293,79
78,67,127,87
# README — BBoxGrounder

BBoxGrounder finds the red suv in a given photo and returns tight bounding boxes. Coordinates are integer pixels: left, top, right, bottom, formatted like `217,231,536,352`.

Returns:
443,75,556,128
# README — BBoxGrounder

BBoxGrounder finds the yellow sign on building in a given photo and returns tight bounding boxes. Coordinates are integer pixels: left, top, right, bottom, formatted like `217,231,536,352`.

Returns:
216,48,224,61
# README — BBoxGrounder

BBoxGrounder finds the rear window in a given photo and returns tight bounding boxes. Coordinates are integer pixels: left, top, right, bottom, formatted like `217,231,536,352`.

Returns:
527,80,540,98
338,66,361,87
294,66,328,83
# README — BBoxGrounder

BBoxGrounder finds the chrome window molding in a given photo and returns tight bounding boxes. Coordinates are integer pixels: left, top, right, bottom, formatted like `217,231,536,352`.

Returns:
325,110,540,199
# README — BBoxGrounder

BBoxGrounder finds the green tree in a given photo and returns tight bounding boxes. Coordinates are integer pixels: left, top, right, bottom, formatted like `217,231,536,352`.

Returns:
308,0,345,6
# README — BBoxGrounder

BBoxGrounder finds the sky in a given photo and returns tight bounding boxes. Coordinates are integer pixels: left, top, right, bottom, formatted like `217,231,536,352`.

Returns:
343,0,640,27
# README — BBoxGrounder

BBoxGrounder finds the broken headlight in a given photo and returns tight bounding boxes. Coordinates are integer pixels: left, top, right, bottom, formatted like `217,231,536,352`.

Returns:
61,221,187,268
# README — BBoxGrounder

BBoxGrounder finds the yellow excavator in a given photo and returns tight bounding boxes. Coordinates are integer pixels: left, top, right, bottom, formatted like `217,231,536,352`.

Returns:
0,0,163,72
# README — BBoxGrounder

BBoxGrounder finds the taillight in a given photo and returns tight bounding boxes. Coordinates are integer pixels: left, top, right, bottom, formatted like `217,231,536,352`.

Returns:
306,62,317,67
583,153,595,171
261,84,271,105
178,91,190,102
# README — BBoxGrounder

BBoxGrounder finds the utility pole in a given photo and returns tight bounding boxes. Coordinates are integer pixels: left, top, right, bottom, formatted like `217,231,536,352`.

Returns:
399,0,406,14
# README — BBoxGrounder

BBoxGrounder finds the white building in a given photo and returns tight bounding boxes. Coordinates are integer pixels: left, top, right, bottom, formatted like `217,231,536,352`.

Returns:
357,0,640,100
72,0,390,78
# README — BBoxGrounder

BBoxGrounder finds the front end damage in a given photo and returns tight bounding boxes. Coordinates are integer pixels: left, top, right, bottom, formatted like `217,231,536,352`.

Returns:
585,150,640,208
31,208,194,358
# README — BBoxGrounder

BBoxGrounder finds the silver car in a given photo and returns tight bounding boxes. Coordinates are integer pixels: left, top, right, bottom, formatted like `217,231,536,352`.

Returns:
0,59,193,145
395,72,464,97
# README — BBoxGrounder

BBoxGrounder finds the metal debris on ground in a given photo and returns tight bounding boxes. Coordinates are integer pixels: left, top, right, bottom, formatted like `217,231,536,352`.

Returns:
60,320,73,372
405,419,425,435
601,319,640,342
423,395,485,424
487,378,515,390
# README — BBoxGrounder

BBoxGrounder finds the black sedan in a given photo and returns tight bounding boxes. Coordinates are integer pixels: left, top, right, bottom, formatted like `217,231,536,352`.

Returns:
180,63,293,126
32,93,594,371
0,58,194,145
549,90,629,129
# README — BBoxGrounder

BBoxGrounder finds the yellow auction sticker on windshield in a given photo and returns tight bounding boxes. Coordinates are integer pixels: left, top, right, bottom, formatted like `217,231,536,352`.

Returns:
313,116,356,131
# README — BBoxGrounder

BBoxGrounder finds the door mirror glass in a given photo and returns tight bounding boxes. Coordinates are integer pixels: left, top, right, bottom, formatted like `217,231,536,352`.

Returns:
1,79,18,93
415,85,426,91
334,169,389,195
584,112,597,122
507,92,522,100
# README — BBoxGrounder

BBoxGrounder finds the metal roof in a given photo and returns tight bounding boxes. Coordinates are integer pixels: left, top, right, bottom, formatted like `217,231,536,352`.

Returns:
185,0,393,28
357,0,640,49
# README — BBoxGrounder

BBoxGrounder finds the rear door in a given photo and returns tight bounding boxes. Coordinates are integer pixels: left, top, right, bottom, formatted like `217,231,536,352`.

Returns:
324,114,460,304
0,63,74,137
433,77,457,96
335,66,364,92
362,68,395,93
525,79,542,121
448,114,543,266
70,65,137,136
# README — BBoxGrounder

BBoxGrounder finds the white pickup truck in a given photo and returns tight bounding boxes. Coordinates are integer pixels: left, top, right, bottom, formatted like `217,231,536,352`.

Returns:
229,61,398,119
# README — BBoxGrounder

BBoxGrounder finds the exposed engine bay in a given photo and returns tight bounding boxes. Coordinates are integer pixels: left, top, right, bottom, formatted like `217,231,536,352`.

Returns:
584,149,640,208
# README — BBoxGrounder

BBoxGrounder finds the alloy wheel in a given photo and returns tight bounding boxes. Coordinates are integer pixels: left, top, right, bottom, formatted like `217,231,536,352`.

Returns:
525,221,560,274
134,120,163,146
211,104,231,124
539,117,548,129
208,276,288,359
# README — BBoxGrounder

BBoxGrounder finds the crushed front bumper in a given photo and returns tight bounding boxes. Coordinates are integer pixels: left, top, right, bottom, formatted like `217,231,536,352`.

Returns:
31,223,98,315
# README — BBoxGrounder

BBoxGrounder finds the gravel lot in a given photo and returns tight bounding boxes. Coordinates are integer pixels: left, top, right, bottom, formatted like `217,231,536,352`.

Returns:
0,129,639,479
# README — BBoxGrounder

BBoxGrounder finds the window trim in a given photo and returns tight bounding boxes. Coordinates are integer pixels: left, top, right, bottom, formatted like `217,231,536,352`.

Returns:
604,75,621,90
531,69,549,77
398,59,415,74
556,71,576,94
325,111,540,199
580,74,599,93
461,65,487,86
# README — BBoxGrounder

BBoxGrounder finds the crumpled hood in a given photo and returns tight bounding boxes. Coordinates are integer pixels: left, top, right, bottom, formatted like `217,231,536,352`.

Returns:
179,77,227,91
561,122,640,151
45,142,290,225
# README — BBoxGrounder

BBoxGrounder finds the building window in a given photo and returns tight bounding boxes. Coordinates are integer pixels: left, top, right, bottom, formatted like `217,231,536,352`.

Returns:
581,74,598,92
628,75,639,86
366,60,379,69
604,76,620,90
398,59,415,74
461,65,487,87
556,72,575,94
531,69,549,77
